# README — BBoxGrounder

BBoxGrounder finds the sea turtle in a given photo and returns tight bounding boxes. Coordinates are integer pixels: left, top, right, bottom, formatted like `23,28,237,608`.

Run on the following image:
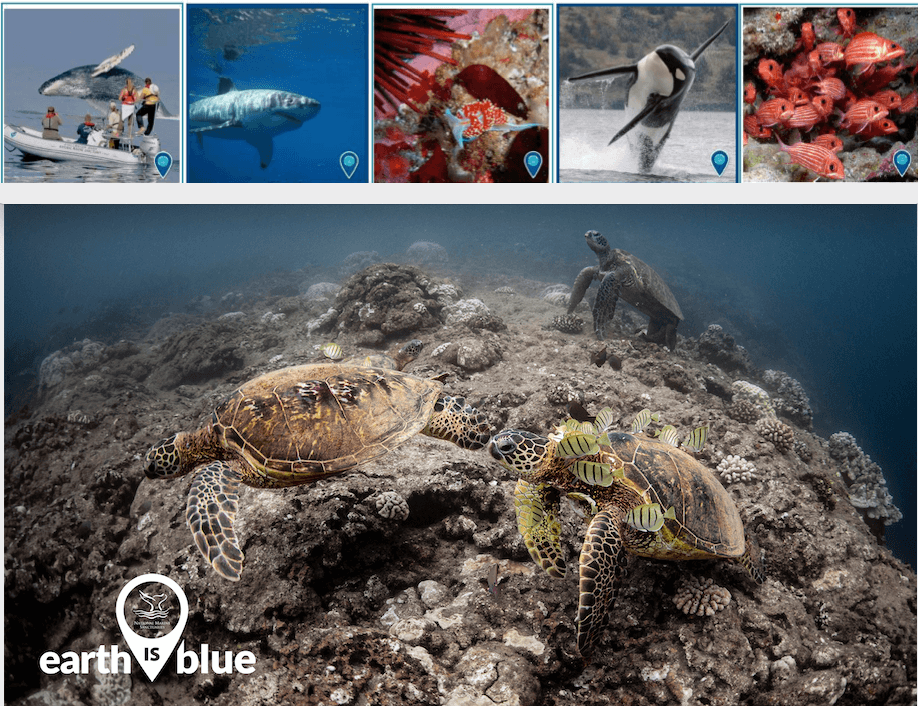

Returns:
145,363,491,581
567,231,683,348
488,409,765,656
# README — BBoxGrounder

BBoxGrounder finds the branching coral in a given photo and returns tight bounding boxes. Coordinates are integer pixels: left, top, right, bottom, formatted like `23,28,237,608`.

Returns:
829,432,902,525
673,576,732,616
728,398,761,424
717,455,757,483
756,417,795,452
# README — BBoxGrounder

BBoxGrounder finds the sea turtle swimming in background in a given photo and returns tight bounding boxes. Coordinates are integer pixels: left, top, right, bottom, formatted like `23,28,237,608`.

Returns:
145,363,492,581
567,231,683,348
488,409,765,656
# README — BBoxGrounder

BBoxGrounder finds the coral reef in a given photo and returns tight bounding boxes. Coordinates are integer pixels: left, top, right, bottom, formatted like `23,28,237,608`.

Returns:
732,380,776,416
763,368,814,429
332,264,445,345
375,491,411,521
698,324,754,374
543,314,584,334
717,454,757,483
338,250,381,277
301,281,339,301
405,240,449,267
673,576,733,616
494,286,515,295
728,398,762,424
794,439,813,463
829,432,903,525
539,284,570,307
38,339,106,391
756,416,795,452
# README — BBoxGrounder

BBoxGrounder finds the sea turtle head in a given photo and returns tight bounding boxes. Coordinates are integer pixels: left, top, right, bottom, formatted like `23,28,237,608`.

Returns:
584,230,611,256
145,433,190,479
488,429,554,479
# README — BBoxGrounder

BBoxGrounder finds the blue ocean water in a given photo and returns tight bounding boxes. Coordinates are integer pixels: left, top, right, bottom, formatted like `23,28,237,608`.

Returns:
4,204,915,567
186,6,367,183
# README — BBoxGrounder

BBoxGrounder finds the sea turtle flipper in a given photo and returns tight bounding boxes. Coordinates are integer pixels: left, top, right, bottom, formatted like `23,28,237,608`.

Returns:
186,461,245,581
514,479,566,578
423,395,491,450
736,531,767,585
593,271,622,340
578,509,628,655
567,266,599,315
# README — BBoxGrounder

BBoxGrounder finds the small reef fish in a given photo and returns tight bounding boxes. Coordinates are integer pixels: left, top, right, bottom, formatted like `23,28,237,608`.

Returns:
775,134,845,180
567,400,594,424
869,90,902,111
844,33,905,69
625,503,676,533
571,460,617,487
813,78,846,101
836,8,857,39
567,491,599,518
590,346,623,370
785,104,822,131
797,22,816,52
631,409,659,434
839,100,888,134
655,425,680,448
755,98,794,127
681,426,708,454
557,432,601,458
858,119,898,139
744,82,757,105
594,407,616,434
321,342,343,360
816,42,845,64
811,95,834,119
757,58,784,89
812,134,843,153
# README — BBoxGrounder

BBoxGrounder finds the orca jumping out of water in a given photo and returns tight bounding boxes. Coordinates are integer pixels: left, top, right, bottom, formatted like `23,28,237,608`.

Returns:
566,21,730,173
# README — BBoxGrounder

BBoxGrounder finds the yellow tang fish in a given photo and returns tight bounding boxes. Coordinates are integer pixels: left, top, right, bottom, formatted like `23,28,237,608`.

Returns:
631,409,660,434
625,503,676,532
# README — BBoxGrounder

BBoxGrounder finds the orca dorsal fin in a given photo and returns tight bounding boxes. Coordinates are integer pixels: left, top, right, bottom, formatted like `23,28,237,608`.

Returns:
217,77,237,95
690,21,729,61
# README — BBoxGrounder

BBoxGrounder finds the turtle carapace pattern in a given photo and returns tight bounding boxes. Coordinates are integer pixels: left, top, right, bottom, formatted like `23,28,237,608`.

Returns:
145,363,491,581
488,411,765,656
567,231,683,348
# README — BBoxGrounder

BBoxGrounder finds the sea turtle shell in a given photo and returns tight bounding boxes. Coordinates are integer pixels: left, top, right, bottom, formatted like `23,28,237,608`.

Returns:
211,363,441,485
596,431,744,558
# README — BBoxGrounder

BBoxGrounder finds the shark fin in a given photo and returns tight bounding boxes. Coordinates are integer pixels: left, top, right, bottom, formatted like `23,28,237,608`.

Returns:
247,134,274,169
217,77,237,95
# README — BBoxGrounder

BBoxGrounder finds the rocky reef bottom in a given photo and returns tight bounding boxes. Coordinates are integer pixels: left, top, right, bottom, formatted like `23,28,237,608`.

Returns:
5,265,915,706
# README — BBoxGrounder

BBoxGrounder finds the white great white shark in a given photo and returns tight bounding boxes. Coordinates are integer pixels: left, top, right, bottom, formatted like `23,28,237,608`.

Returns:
566,21,730,173
189,78,321,169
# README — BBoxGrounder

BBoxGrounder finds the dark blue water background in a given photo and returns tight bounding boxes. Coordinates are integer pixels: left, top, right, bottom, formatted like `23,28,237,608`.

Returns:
5,204,914,567
186,5,367,183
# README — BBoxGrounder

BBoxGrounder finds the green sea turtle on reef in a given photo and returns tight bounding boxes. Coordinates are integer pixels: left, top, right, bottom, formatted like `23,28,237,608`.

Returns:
145,363,491,581
488,409,765,656
567,230,683,349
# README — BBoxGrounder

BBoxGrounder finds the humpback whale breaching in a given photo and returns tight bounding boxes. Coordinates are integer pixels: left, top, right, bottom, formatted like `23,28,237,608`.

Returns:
567,21,730,173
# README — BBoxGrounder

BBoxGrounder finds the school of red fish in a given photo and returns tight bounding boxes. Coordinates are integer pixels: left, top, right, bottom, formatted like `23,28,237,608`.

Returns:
744,8,916,180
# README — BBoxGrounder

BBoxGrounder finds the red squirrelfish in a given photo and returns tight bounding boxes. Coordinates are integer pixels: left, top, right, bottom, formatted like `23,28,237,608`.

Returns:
775,134,845,180
813,77,846,101
858,119,899,139
811,95,834,118
784,103,822,130
869,90,902,111
797,22,816,52
744,82,757,105
812,134,843,153
845,33,906,68
743,114,772,139
898,92,918,113
757,58,784,89
856,63,906,94
839,99,889,133
836,8,857,39
756,98,795,127
785,87,809,106
817,43,845,64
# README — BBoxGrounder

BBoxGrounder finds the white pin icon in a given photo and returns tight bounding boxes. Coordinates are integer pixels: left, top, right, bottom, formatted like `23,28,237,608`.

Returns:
116,573,188,681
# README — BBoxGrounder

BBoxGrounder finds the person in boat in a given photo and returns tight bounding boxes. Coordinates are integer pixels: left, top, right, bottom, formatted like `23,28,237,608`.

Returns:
41,106,63,140
107,101,124,149
75,114,96,144
118,77,137,135
136,77,159,136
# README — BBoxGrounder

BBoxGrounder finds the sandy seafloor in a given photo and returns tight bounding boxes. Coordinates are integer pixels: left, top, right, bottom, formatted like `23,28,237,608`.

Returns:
5,244,915,705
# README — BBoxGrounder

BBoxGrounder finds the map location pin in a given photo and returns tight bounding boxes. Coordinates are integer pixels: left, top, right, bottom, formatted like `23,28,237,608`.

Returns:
154,151,172,179
524,151,542,179
711,150,728,176
339,151,359,179
116,573,188,681
892,149,911,177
